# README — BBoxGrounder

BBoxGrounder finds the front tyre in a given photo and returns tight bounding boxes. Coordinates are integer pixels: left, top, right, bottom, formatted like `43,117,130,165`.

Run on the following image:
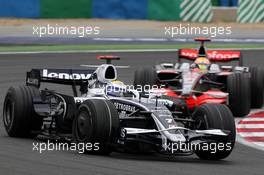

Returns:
193,104,236,160
73,99,120,155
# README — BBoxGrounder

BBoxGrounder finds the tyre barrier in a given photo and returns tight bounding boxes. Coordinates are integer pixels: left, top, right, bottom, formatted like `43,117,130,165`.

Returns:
237,0,264,23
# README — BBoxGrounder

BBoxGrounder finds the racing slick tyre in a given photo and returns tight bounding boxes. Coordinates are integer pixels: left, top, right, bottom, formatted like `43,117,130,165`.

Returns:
193,104,236,160
249,66,264,108
134,67,157,89
3,86,43,138
227,73,251,117
73,99,120,155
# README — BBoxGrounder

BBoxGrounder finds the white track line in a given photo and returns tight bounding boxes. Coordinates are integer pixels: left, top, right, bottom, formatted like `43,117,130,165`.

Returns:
254,142,264,147
237,124,264,128
249,109,264,114
241,118,264,121
236,134,264,151
238,132,264,137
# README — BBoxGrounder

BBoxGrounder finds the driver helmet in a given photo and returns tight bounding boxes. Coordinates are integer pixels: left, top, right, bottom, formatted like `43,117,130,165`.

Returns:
111,80,125,86
194,57,211,72
106,80,126,97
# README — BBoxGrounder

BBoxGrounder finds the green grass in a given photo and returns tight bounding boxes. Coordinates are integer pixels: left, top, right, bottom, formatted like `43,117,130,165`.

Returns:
0,43,263,52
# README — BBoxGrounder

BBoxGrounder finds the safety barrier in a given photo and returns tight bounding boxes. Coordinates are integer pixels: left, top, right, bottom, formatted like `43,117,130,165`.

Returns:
147,0,181,21
0,0,39,18
179,0,213,22
0,0,261,23
237,0,264,23
218,0,238,6
41,0,92,18
92,0,147,19
0,0,213,22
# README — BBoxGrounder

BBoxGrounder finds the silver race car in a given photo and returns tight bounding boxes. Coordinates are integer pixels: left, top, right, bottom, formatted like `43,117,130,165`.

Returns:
3,56,236,160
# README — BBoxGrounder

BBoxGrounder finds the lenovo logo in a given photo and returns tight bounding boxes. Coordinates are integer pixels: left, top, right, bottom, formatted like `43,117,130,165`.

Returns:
42,69,91,80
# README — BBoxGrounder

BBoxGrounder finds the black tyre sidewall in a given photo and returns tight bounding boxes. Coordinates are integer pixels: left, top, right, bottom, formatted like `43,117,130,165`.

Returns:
3,86,42,137
193,104,236,160
134,67,157,88
250,66,264,108
73,99,119,154
227,73,251,117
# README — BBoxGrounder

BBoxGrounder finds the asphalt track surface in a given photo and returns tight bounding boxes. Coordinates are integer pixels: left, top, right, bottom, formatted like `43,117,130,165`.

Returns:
0,50,264,175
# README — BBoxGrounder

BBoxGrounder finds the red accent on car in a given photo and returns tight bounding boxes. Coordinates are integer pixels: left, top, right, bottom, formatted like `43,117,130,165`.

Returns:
185,94,226,109
194,38,211,42
179,49,241,61
96,55,120,60
161,88,227,109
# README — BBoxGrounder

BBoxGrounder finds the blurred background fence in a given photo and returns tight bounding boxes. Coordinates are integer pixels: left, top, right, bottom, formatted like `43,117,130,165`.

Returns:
0,0,262,23
237,0,264,23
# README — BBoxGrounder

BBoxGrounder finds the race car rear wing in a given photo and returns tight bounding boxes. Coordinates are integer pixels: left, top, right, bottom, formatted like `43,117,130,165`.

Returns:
178,49,243,66
97,55,120,64
178,38,243,66
26,68,95,88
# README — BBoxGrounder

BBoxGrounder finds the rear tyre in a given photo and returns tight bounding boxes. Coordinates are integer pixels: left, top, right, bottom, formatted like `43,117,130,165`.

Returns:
227,73,251,117
133,67,157,89
73,99,120,155
249,66,264,108
3,86,43,138
193,104,236,160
